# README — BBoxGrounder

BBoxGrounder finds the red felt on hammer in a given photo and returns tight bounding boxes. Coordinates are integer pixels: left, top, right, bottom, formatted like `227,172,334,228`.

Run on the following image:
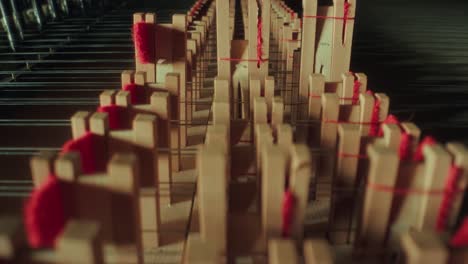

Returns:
97,104,126,130
451,216,468,247
123,83,146,104
436,165,463,232
366,91,381,137
61,132,106,174
413,136,436,162
133,22,155,64
281,190,295,237
24,175,67,248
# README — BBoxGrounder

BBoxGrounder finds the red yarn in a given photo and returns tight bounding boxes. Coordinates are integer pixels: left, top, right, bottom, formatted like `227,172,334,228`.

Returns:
399,132,412,161
97,104,126,130
451,216,468,247
61,132,106,174
281,190,295,237
256,14,266,67
133,22,154,64
123,83,145,104
24,175,67,248
367,91,381,136
352,79,361,105
436,165,463,232
190,0,203,16
413,136,437,162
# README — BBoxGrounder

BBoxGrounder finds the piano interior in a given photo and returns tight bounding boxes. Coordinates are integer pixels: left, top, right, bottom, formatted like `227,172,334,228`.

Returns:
0,0,467,263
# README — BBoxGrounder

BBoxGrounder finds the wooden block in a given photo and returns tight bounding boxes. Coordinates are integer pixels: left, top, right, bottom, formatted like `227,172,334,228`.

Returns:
289,144,314,241
416,144,451,230
357,145,399,248
336,124,360,188
150,93,172,204
116,90,130,107
265,76,275,112
262,145,287,239
268,239,299,264
121,70,135,88
0,216,23,260
55,151,81,182
375,93,390,121
303,239,334,264
401,122,421,153
254,97,268,125
30,150,56,187
56,220,104,264
213,101,231,126
184,234,222,264
134,13,156,83
271,97,284,127
99,90,116,106
249,78,262,114
214,77,231,103
358,93,374,136
89,112,109,137
132,114,159,188
206,124,229,155
165,73,181,172
71,111,91,139
276,124,293,154
379,123,402,151
107,153,142,264
139,187,161,249
216,0,231,80
299,0,318,118
340,72,354,105
172,15,188,148
400,230,447,264
308,74,325,120
356,73,367,92
446,143,468,228
329,0,356,81
197,145,227,253
320,94,339,190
